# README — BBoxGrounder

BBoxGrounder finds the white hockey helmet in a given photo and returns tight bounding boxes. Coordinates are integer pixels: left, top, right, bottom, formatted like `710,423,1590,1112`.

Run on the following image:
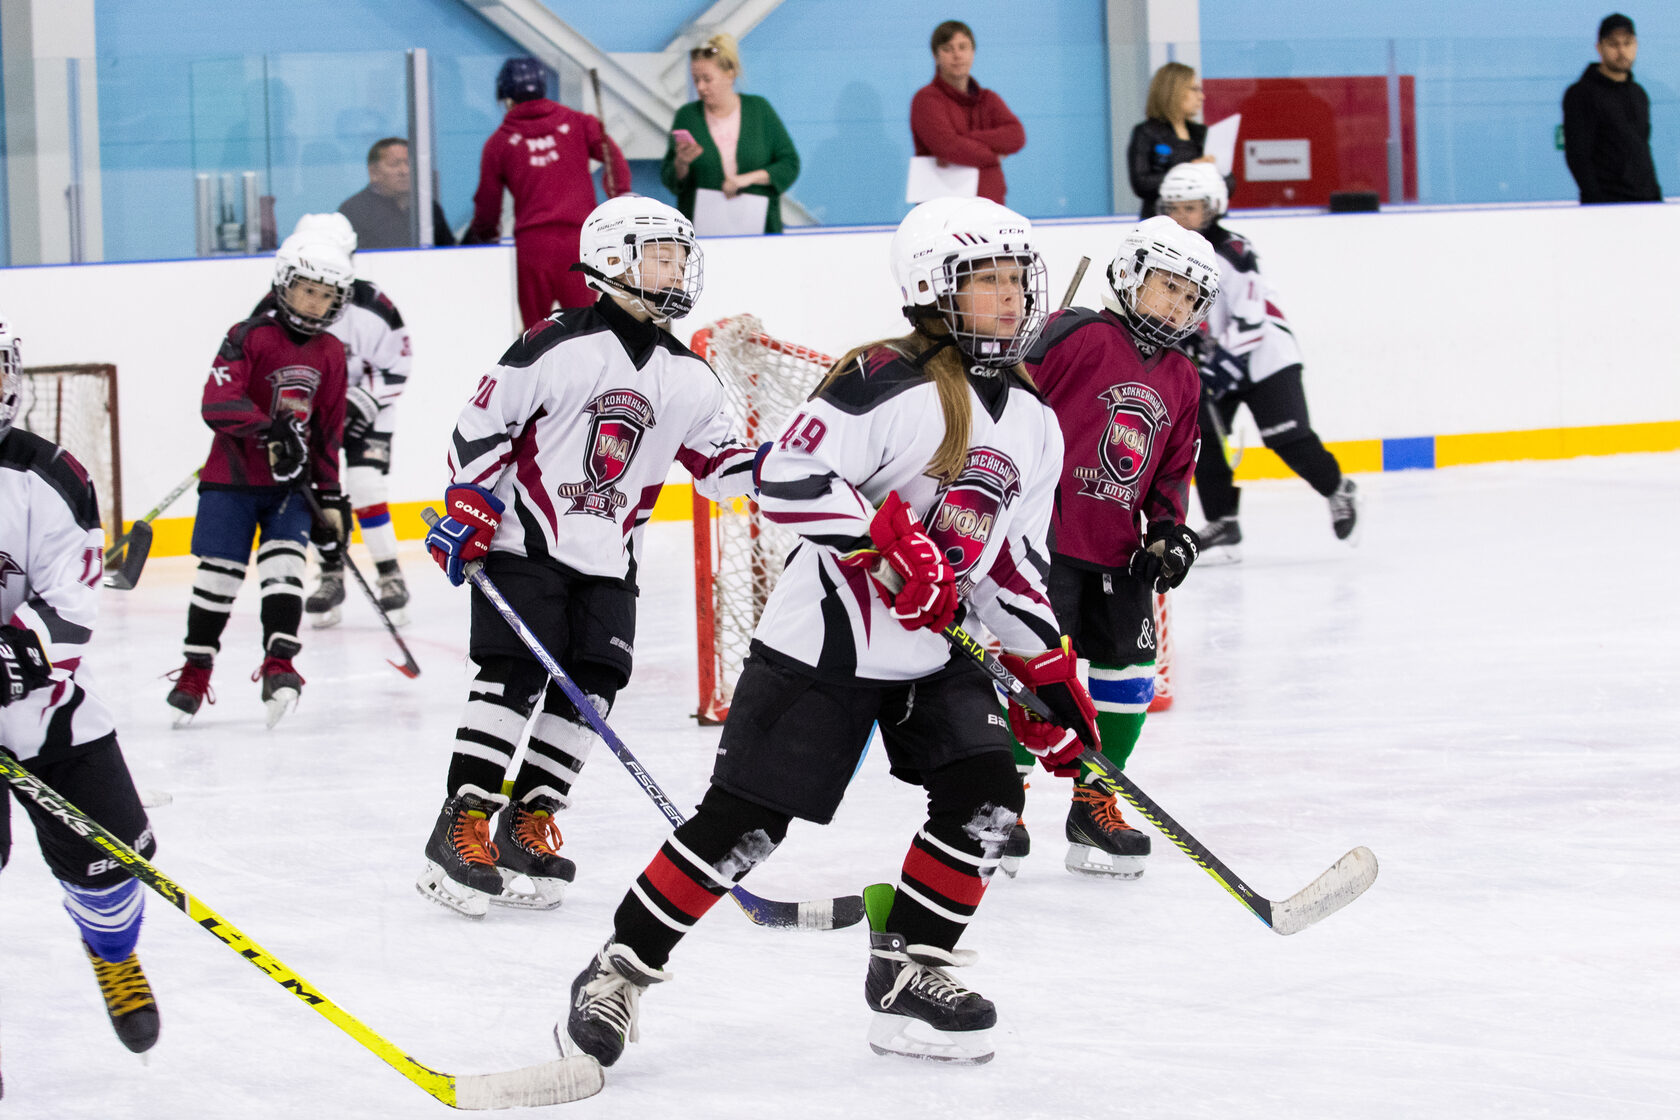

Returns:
1104,216,1221,352
576,195,702,322
890,196,1049,368
1158,162,1229,225
291,212,358,260
271,239,355,335
0,315,20,442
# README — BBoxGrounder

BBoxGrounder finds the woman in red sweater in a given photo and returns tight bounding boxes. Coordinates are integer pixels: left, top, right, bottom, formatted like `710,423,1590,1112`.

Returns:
910,20,1026,205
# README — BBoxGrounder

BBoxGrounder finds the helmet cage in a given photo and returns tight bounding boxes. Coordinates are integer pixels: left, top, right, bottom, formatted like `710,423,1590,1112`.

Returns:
273,255,352,335
1109,243,1218,352
592,227,704,321
926,249,1049,368
0,326,20,441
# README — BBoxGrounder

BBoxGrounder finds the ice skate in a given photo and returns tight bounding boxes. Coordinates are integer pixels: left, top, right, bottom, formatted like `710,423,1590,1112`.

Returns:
306,570,344,629
164,656,214,727
1329,477,1361,544
1065,784,1151,879
376,564,411,627
556,940,669,1068
1197,516,1242,565
999,818,1030,879
416,790,504,919
865,930,995,1063
83,941,159,1054
253,655,304,728
491,794,576,910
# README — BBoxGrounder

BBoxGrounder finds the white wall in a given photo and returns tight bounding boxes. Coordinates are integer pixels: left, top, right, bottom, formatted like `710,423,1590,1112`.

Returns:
1,201,1676,521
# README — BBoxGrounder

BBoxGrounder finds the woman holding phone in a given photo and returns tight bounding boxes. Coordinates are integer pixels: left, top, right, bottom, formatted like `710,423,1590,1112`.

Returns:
662,33,800,234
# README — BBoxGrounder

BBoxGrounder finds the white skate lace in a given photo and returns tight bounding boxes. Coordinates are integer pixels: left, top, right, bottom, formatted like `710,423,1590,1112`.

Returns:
874,946,979,1010
577,957,653,1042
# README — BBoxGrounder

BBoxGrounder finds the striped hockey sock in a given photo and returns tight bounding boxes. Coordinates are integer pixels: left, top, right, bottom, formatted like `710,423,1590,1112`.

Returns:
1087,660,1154,771
64,878,145,962
614,826,779,967
887,805,1013,950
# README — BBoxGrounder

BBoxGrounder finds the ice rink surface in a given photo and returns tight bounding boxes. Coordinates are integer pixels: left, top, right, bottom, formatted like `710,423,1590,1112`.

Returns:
3,453,1678,1119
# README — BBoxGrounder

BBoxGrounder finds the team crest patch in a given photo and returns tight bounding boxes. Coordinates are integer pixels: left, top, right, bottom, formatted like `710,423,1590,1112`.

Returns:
268,365,322,421
925,446,1021,594
558,389,656,518
1073,383,1170,505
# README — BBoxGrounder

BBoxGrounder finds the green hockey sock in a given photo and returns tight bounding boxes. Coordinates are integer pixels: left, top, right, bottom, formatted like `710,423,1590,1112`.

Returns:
1085,661,1154,775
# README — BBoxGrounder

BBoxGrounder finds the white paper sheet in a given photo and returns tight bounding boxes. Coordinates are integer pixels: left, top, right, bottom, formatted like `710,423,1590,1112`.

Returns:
906,156,981,204
1204,113,1241,176
692,188,770,236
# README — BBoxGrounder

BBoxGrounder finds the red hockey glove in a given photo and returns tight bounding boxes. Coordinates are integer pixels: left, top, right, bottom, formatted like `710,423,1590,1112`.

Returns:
426,484,503,586
868,491,957,633
999,638,1100,777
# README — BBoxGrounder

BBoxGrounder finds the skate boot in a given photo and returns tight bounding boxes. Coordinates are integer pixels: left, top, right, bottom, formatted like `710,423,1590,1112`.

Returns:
253,651,304,729
416,789,505,918
83,940,159,1053
375,561,411,627
492,794,576,910
556,940,669,1068
306,569,345,629
862,884,994,1064
1065,784,1151,879
1197,516,1242,565
1329,477,1361,544
165,655,215,727
999,819,1030,879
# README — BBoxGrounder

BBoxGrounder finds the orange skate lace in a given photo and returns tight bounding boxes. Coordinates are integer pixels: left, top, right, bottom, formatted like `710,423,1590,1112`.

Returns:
514,805,564,857
1073,786,1137,833
84,946,157,1016
454,810,499,867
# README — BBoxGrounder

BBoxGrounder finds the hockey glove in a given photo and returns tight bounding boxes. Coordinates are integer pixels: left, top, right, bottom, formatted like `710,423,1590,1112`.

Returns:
868,491,957,634
343,385,381,444
999,638,1099,777
1127,520,1200,594
0,624,53,707
312,488,353,562
1198,344,1248,401
426,483,504,586
265,416,309,484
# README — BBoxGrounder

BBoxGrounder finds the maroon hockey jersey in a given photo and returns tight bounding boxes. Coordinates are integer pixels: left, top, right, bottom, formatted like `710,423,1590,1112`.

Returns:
467,99,631,241
198,312,347,490
1023,307,1201,569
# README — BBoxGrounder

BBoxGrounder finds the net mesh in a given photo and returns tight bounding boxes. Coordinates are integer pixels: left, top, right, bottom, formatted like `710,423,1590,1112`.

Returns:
691,317,832,721
16,365,121,542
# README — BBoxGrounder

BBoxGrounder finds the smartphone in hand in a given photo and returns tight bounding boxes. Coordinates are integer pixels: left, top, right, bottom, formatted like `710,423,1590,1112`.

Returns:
672,128,696,146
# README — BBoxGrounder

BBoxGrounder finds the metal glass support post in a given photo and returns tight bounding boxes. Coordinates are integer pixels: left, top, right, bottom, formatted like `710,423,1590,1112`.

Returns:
406,48,435,248
65,59,85,263
194,174,214,257
1386,39,1404,204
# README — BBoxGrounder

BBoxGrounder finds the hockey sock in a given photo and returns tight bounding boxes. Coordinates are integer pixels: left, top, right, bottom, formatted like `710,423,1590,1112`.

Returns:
63,878,145,962
448,657,545,797
1086,661,1153,772
886,752,1022,950
255,538,306,655
510,672,618,806
358,512,400,566
184,557,247,658
1270,434,1343,497
612,785,789,967
347,462,401,565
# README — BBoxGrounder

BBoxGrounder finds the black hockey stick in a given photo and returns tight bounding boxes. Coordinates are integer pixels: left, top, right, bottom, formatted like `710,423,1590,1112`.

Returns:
0,755,603,1108
301,486,420,679
104,468,200,590
423,509,864,932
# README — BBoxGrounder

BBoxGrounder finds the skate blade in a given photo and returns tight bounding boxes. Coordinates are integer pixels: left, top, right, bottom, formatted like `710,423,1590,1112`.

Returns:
997,854,1023,879
1064,844,1146,880
382,607,411,628
866,1013,993,1065
415,862,491,919
308,606,343,630
1336,520,1363,548
491,868,569,910
263,688,300,729
1198,544,1242,566
169,708,197,729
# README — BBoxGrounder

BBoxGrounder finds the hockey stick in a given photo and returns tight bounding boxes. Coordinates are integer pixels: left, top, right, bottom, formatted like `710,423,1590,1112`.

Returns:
423,509,864,932
300,486,420,679
588,69,619,198
1201,387,1245,470
104,468,200,590
1059,256,1091,310
0,754,603,1108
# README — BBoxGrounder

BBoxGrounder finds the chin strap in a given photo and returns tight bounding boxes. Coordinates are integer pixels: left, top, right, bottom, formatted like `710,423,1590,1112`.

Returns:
569,262,675,325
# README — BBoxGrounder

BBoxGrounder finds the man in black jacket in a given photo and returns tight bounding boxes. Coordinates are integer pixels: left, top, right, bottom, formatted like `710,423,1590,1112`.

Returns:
1562,14,1662,205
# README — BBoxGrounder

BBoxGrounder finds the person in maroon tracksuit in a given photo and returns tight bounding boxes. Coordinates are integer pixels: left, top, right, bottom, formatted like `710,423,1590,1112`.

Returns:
466,57,633,331
1014,215,1220,881
910,20,1026,205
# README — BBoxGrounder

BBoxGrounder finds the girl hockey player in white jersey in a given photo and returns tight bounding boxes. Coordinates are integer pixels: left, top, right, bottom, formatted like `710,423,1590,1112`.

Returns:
0,316,162,1057
419,196,758,918
1157,161,1359,559
556,197,1101,1071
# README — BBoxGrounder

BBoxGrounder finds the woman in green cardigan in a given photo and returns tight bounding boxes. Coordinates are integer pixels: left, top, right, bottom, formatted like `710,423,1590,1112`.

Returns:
662,33,800,234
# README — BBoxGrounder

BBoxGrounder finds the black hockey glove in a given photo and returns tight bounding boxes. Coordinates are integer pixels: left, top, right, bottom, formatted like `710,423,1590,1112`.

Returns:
1198,344,1247,401
1127,520,1200,594
0,624,53,707
266,417,309,484
343,385,381,445
312,489,353,561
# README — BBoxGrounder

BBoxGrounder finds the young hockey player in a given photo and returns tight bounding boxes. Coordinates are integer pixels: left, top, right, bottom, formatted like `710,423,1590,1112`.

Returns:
164,241,352,728
254,213,416,627
555,197,1098,1070
1,314,162,1054
1016,215,1219,880
418,195,757,918
1157,161,1359,561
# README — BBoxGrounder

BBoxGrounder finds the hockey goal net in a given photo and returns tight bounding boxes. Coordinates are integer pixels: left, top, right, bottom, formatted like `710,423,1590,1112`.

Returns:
688,317,1176,721
16,363,123,543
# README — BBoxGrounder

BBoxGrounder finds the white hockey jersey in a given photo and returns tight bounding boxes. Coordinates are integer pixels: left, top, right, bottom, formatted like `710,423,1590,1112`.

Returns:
447,300,757,581
752,346,1065,683
0,430,117,760
1205,224,1303,384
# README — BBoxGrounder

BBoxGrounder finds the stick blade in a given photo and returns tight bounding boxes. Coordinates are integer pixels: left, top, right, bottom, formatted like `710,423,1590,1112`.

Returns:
103,520,153,590
450,1056,603,1109
731,889,866,930
389,655,422,679
1269,846,1378,936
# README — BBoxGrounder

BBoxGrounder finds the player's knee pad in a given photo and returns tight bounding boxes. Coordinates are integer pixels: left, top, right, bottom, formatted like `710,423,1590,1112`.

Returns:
471,656,549,718
925,751,1026,836
344,463,390,514
546,662,621,723
345,432,393,474
63,878,146,962
189,557,248,614
684,784,792,879
256,538,306,600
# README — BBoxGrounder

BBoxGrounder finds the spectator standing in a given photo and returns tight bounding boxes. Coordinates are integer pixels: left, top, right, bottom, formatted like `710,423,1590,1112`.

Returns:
662,34,801,234
1127,62,1217,218
910,20,1025,205
338,139,458,250
1563,13,1662,205
466,57,633,330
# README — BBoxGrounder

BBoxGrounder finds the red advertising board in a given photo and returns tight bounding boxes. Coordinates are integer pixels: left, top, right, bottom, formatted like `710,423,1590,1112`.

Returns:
1203,75,1416,207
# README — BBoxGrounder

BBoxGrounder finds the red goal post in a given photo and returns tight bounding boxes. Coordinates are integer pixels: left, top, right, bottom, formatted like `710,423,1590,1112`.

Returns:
16,363,123,543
